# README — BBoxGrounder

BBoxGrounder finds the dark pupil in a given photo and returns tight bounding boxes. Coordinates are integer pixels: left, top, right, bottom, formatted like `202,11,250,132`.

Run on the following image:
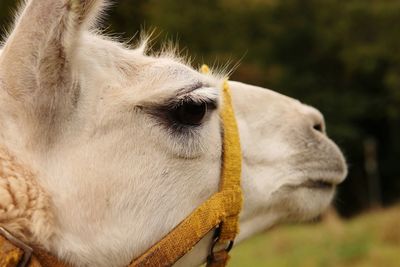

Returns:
174,102,207,126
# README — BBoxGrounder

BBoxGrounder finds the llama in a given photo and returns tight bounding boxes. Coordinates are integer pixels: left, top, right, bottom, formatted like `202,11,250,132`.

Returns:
0,0,347,266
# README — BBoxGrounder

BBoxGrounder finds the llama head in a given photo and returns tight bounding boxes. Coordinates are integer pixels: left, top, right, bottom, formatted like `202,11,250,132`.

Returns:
0,1,347,266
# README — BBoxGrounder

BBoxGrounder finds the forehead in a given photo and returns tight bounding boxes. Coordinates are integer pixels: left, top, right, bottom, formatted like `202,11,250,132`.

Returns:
80,34,222,98
140,58,217,88
123,56,221,103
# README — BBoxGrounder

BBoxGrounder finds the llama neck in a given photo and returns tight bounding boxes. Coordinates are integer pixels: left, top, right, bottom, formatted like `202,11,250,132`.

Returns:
0,145,56,249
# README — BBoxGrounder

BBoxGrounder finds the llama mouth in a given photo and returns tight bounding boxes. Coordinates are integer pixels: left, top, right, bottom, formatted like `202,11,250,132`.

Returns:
301,180,334,190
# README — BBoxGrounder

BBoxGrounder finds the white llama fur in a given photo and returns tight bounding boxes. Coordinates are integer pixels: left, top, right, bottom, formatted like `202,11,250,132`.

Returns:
0,1,347,266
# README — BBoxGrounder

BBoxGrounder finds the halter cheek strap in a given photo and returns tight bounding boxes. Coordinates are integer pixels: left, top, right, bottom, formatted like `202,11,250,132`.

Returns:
129,66,243,267
0,65,243,267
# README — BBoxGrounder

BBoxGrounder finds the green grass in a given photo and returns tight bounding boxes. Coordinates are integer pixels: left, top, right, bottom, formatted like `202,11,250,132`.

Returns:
230,206,400,267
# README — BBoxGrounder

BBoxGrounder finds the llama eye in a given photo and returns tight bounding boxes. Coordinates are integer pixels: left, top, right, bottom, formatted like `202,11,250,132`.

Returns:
171,100,207,126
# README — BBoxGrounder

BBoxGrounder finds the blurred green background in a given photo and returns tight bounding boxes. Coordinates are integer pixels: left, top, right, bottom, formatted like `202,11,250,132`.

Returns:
1,0,399,266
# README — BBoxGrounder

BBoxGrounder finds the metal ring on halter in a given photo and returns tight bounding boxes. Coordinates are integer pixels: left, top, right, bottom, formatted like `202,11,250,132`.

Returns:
0,227,33,267
207,226,235,264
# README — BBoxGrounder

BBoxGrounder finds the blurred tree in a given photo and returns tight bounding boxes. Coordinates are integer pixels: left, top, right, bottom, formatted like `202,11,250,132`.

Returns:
107,0,149,38
0,0,17,35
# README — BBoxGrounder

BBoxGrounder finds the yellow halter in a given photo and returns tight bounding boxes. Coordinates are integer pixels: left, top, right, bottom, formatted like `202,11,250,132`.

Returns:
0,65,243,267
129,65,243,267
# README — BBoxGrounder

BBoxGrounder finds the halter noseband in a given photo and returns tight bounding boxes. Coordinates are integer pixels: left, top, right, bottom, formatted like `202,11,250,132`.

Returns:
0,65,243,267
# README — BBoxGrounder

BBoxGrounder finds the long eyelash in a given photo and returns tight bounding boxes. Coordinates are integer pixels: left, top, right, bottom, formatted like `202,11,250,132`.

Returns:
168,95,217,110
166,97,214,130
142,97,215,135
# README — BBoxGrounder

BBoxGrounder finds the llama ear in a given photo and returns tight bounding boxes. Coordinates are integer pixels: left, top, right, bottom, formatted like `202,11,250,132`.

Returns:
71,0,109,29
0,0,107,133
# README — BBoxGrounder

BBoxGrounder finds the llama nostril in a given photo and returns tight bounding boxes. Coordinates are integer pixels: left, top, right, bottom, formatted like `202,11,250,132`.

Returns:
313,123,323,133
301,105,326,134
